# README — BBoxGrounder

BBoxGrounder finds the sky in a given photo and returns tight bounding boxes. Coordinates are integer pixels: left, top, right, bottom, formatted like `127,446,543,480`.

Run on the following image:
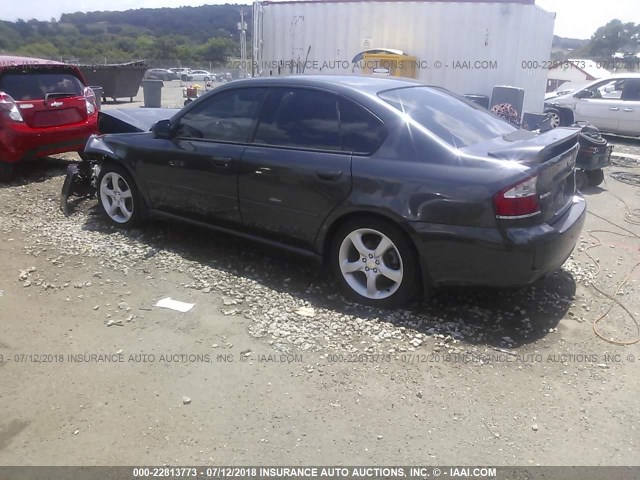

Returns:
0,0,638,39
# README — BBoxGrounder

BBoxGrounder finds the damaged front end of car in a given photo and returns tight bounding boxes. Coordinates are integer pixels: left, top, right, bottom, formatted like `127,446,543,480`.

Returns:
60,135,113,216
60,107,176,215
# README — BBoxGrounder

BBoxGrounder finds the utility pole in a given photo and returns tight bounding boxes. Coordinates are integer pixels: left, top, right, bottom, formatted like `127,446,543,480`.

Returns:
238,9,247,79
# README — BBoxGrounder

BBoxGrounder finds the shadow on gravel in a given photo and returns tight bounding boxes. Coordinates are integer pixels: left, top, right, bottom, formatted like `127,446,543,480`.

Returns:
73,201,575,349
0,155,77,188
580,185,607,196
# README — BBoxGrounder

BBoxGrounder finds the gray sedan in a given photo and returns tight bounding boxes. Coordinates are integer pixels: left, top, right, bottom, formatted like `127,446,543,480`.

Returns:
82,75,586,307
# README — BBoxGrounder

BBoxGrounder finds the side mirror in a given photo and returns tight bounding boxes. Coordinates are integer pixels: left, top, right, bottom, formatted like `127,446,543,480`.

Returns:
152,119,171,138
574,90,590,99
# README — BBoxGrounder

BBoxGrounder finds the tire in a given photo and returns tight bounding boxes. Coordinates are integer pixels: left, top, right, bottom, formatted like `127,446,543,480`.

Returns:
330,217,420,308
587,169,605,187
97,163,144,228
0,161,14,182
576,170,588,192
545,108,562,129
204,76,210,82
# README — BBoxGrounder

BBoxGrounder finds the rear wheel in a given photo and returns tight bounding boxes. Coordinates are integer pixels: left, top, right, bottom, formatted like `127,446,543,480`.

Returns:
331,218,420,308
204,76,210,82
97,164,144,228
587,169,605,187
0,161,14,182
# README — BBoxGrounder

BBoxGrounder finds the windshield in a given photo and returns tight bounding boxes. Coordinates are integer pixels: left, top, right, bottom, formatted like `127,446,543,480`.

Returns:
0,72,84,101
379,86,517,148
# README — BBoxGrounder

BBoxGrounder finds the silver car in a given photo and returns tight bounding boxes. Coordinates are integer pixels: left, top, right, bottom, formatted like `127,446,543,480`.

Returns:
545,73,640,136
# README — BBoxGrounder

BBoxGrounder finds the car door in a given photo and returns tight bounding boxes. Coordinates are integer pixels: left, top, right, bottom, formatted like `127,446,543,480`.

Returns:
574,78,624,132
238,87,353,247
618,78,640,136
136,87,267,224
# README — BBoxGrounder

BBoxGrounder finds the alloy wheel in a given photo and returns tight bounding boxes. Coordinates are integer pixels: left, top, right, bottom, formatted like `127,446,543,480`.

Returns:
338,228,404,300
548,111,561,129
100,172,134,223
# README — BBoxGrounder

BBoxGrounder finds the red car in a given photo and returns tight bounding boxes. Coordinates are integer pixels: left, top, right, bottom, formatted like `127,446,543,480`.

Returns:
0,55,99,180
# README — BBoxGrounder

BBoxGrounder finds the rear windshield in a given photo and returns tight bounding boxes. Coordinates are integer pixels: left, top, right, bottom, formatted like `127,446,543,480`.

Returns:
378,86,517,148
0,72,84,101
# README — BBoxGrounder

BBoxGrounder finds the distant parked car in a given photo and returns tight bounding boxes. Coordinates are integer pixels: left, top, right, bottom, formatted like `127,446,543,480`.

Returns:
545,73,640,135
169,67,190,76
144,69,177,81
79,75,586,307
0,55,99,181
186,70,213,82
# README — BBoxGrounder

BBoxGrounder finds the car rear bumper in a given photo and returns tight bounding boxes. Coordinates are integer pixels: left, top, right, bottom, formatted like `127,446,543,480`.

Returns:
0,119,98,163
410,195,587,288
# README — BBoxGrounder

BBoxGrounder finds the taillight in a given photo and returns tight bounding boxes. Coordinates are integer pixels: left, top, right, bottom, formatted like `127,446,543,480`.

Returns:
0,92,24,122
84,87,97,115
493,176,540,219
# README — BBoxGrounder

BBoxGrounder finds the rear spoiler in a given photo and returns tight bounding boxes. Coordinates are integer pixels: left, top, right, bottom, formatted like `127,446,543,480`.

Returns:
488,127,580,164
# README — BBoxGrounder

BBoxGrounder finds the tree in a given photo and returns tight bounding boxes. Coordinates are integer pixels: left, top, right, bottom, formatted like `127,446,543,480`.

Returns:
584,20,639,57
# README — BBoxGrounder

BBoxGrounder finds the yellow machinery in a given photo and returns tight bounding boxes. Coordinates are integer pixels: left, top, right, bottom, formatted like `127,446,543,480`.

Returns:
359,52,418,79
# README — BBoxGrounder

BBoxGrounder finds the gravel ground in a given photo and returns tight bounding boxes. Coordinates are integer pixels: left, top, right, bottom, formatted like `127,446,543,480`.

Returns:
0,119,639,466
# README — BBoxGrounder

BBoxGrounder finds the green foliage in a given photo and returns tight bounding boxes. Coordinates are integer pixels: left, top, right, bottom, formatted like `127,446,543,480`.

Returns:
0,4,249,66
583,20,640,57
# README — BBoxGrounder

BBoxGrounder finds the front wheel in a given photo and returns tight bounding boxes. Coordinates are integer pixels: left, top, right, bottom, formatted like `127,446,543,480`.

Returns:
545,108,562,129
97,164,144,228
331,218,420,308
204,76,210,82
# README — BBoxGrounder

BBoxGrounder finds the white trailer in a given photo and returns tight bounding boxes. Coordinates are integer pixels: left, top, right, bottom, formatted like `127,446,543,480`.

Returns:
252,0,555,113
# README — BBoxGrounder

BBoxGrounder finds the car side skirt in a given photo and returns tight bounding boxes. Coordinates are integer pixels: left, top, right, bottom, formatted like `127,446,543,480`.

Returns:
149,209,323,262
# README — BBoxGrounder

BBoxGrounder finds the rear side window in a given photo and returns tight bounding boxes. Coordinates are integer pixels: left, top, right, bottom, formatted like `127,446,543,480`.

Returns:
0,72,84,101
339,99,385,154
254,88,341,151
174,87,266,142
379,86,516,148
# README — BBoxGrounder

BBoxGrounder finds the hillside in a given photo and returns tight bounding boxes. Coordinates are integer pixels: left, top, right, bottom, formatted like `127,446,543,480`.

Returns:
0,4,251,66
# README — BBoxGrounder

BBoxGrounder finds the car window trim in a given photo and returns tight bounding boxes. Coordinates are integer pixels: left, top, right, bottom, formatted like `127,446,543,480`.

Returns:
248,86,347,154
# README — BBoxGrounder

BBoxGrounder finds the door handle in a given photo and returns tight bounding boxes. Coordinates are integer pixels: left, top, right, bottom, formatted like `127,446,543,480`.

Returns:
316,169,342,181
624,108,634,112
609,107,620,111
168,160,185,168
255,167,274,175
212,156,232,168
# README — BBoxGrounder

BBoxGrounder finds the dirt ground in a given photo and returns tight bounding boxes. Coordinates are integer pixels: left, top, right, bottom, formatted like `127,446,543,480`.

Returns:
0,96,639,467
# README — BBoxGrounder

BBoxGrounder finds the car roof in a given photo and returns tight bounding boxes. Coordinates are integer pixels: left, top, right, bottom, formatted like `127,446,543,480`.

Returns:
0,55,67,70
225,74,424,95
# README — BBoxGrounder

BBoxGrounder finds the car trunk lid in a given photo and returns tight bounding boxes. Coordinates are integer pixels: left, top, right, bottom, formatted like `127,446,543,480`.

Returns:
465,127,580,224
